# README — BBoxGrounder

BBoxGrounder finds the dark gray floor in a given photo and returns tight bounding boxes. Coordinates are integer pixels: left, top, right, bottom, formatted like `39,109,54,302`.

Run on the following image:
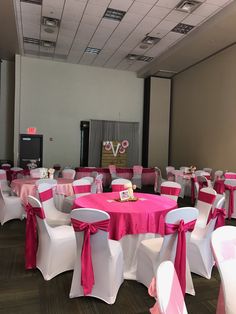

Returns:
0,190,233,314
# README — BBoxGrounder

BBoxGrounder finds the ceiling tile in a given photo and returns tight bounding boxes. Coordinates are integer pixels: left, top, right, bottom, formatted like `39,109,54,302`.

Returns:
108,0,134,11
128,1,153,15
193,3,220,17
147,5,171,18
165,9,188,23
155,0,180,9
183,13,207,25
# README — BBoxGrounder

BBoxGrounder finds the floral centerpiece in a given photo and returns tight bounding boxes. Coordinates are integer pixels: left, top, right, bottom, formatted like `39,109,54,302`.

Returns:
48,168,55,179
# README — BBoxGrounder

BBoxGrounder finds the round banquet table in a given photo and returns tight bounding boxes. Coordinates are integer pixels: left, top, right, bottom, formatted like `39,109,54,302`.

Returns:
74,192,177,279
11,178,74,205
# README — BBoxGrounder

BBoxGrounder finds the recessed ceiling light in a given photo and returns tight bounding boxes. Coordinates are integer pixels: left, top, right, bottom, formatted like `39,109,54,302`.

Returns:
175,0,201,13
42,17,60,28
141,36,161,46
171,23,194,34
126,54,139,61
40,40,56,48
44,27,55,34
126,54,153,62
85,47,101,55
103,8,126,21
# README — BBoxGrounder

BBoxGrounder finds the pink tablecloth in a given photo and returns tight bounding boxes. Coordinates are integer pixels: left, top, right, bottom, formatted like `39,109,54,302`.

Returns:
75,167,157,187
74,192,177,240
11,178,74,205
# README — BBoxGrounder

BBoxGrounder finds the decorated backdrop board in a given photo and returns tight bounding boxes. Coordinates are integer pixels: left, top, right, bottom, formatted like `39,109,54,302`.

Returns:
101,140,129,167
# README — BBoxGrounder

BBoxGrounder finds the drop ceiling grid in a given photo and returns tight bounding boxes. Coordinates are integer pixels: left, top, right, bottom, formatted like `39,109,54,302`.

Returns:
13,0,234,75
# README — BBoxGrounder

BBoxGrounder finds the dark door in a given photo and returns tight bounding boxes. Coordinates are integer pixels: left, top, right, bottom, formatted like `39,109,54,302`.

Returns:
19,134,43,168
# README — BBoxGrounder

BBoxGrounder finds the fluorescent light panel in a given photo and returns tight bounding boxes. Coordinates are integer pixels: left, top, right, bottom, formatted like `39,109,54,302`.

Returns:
85,47,101,55
103,8,126,21
171,23,194,34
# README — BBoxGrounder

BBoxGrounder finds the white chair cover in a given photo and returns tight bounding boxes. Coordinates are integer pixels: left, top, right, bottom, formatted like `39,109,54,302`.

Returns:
63,178,92,212
149,261,188,314
0,169,11,195
0,184,25,225
160,181,181,202
136,207,199,295
37,183,70,226
27,196,76,280
111,178,132,192
166,166,175,181
62,168,76,179
30,168,48,179
131,165,143,189
211,226,236,314
69,208,124,304
188,194,225,279
224,179,236,219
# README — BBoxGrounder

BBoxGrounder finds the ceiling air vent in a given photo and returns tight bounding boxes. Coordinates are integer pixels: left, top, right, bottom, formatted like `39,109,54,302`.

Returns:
23,37,40,45
21,0,42,4
126,54,139,61
171,23,194,34
84,47,101,55
175,0,201,13
103,8,126,21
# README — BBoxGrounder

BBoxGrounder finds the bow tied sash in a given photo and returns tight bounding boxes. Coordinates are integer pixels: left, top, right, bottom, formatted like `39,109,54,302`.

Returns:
224,184,236,219
95,178,103,193
208,207,226,229
161,186,181,196
71,218,110,295
165,219,196,295
25,203,45,269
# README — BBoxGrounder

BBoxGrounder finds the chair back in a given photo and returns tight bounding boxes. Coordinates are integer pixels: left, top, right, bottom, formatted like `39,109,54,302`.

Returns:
160,207,199,263
10,167,24,180
111,178,132,192
72,179,91,197
156,261,188,314
133,165,143,175
166,166,175,181
0,169,10,192
160,181,181,201
62,168,76,179
224,179,236,219
81,176,94,184
203,167,212,177
132,165,143,189
211,226,236,314
109,165,118,180
37,183,58,219
224,172,236,179
27,195,51,236
35,179,57,187
30,168,47,179
195,187,217,228
1,163,11,170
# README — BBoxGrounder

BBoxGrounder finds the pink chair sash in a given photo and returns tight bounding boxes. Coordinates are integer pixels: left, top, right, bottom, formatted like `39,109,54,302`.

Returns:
73,185,91,194
224,184,236,219
112,184,125,192
165,219,196,295
208,208,226,229
214,179,225,194
161,186,181,196
95,178,103,193
198,190,216,204
25,203,45,269
1,165,10,170
224,173,236,179
148,277,160,314
39,188,53,202
71,218,110,295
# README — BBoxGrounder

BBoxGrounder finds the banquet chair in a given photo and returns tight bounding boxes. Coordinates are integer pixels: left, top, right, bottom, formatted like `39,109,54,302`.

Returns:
108,164,119,180
10,167,24,180
136,207,199,295
53,164,61,178
69,208,124,304
0,169,12,195
0,184,25,225
1,163,11,169
211,226,236,314
30,168,47,179
160,181,181,202
63,178,92,212
203,167,213,177
166,166,175,181
62,168,76,179
111,178,132,192
90,173,103,194
224,172,236,179
194,187,217,229
131,165,143,189
148,261,188,314
25,196,76,280
154,166,166,193
224,179,236,219
37,183,71,226
196,175,210,190
188,194,225,279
